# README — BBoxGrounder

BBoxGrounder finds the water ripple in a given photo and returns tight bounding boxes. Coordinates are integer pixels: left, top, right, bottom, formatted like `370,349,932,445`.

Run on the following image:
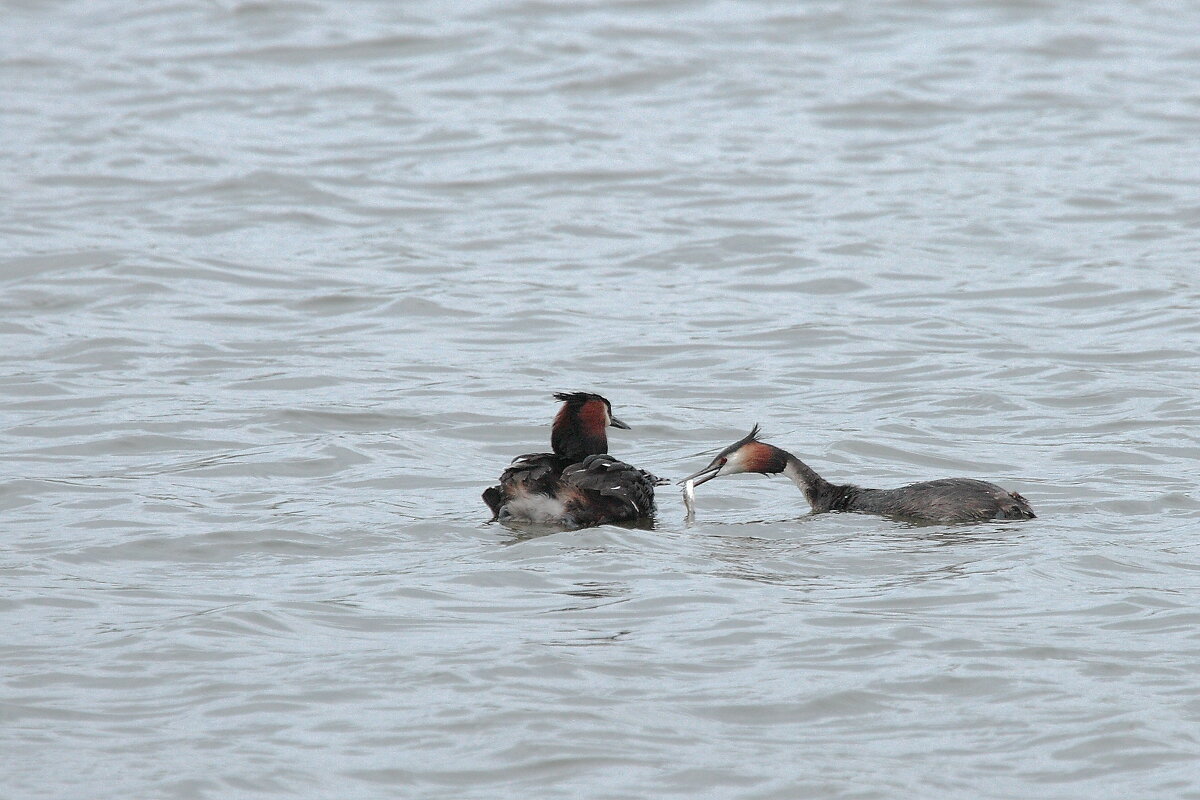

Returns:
5,0,1200,798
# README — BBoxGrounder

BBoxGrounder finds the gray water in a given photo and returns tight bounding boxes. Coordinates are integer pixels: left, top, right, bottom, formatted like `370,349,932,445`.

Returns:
4,1,1200,797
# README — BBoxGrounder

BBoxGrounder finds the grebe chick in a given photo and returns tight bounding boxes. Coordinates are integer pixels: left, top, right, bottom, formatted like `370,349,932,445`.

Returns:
483,392,664,528
681,426,1035,524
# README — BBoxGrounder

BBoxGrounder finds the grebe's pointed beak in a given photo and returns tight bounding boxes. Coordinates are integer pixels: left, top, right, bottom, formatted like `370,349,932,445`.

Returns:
609,416,630,430
679,460,722,487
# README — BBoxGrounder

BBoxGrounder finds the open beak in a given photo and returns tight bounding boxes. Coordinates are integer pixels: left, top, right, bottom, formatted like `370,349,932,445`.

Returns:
609,416,631,430
679,460,722,487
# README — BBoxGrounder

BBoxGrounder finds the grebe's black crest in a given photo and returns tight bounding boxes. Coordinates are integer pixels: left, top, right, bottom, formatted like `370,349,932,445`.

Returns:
735,424,761,447
711,425,769,462
484,393,655,529
553,391,606,406
683,427,1036,524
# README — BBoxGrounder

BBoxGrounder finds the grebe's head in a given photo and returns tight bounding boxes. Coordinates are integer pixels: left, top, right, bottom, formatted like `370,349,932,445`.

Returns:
551,392,629,459
680,425,788,487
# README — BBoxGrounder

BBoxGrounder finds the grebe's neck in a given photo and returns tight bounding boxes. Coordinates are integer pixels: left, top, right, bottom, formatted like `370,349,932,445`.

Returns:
782,452,852,513
551,400,608,462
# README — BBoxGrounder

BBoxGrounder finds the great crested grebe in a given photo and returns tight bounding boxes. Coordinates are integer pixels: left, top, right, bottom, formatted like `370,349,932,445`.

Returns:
682,426,1035,524
483,392,664,528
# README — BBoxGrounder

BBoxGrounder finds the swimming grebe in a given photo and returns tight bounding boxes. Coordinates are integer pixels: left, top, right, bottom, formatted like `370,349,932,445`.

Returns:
483,392,664,528
681,426,1035,523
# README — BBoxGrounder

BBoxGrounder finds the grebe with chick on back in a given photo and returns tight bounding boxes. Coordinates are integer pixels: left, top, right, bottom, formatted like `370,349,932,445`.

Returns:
484,392,664,528
682,426,1035,524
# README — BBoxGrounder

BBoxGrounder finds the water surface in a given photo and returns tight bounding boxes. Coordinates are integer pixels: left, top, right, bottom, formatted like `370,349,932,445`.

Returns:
4,1,1200,798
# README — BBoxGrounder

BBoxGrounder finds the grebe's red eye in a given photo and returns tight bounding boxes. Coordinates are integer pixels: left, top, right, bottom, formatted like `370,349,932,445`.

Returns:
719,457,727,466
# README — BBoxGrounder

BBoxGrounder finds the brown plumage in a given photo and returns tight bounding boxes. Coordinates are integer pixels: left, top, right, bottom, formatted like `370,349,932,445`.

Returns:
484,393,663,528
550,392,617,463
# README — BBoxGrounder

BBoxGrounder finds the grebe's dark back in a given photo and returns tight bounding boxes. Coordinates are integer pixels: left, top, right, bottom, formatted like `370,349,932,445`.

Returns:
483,392,663,528
682,426,1035,524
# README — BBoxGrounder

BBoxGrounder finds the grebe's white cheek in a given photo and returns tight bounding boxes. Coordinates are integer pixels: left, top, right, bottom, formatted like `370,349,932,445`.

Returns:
724,451,746,474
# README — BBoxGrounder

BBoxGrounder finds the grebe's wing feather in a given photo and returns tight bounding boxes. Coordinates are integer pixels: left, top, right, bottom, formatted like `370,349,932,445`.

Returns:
497,452,567,497
561,454,661,518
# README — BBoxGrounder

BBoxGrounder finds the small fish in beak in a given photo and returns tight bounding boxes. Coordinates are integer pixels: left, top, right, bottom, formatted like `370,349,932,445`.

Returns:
682,478,696,521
